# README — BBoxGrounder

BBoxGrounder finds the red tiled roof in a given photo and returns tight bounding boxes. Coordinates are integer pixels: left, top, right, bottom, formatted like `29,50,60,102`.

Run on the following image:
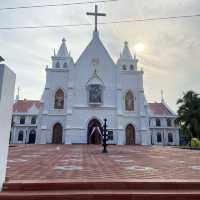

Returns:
148,102,173,116
13,100,174,116
13,100,41,113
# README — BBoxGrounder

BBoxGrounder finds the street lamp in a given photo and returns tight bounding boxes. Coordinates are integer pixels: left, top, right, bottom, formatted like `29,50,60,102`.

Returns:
102,118,108,153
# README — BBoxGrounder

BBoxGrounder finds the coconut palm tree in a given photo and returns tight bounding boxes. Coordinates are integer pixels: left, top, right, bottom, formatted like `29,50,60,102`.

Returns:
175,91,200,139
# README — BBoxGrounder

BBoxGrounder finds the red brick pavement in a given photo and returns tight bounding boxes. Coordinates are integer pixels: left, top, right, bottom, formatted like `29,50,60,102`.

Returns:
6,145,200,181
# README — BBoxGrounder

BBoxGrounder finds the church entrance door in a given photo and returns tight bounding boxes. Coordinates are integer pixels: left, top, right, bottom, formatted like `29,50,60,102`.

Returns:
87,119,102,144
126,124,135,145
52,123,63,144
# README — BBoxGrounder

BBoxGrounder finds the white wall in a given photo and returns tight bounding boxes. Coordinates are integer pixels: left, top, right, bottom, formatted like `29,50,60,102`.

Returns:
0,64,15,191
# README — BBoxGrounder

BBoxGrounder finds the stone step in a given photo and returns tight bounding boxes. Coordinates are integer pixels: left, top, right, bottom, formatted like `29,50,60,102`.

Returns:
3,179,200,191
0,189,200,200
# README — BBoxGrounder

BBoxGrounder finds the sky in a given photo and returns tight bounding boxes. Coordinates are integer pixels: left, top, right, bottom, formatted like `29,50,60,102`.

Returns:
0,0,200,112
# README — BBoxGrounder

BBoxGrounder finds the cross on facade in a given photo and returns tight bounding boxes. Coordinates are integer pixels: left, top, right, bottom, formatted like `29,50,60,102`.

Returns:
86,5,106,33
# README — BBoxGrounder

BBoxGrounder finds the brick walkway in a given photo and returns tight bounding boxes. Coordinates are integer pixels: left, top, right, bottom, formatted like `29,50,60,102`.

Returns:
6,145,200,180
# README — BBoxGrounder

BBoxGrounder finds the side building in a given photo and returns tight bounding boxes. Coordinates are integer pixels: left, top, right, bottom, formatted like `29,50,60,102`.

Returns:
10,99,179,145
149,101,179,145
11,100,40,144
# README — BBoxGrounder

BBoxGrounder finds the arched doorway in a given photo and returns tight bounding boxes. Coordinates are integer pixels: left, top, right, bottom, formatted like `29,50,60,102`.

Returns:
87,119,102,144
126,124,135,145
28,130,36,144
52,123,63,144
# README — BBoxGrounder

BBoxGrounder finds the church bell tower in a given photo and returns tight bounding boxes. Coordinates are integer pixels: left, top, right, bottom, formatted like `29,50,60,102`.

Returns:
117,41,138,71
51,38,74,69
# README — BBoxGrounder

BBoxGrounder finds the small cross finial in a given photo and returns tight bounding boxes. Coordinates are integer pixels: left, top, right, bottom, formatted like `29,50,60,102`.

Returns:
86,5,106,33
62,38,66,43
161,90,165,103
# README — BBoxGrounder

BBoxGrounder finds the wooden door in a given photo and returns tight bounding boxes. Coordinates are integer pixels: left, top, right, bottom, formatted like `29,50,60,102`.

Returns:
126,124,135,145
52,123,63,144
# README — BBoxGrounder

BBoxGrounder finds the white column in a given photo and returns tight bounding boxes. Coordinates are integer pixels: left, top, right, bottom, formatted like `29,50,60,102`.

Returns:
0,64,15,191
117,88,123,115
67,87,73,114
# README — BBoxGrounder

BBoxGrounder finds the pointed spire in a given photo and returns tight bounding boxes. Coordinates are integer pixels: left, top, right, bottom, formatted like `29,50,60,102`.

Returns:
120,41,133,60
56,38,69,57
15,87,20,102
161,90,165,103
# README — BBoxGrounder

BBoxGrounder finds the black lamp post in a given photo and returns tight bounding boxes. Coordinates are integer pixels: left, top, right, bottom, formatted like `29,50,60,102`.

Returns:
102,118,108,153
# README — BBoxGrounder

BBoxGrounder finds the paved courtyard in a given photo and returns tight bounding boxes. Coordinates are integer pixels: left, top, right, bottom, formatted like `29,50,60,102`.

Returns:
6,145,200,181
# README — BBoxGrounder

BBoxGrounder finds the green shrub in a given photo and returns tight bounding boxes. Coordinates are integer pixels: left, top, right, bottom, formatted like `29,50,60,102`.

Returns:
191,138,200,148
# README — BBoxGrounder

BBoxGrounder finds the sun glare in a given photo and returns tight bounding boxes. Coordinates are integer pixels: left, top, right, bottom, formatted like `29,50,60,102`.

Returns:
135,43,145,53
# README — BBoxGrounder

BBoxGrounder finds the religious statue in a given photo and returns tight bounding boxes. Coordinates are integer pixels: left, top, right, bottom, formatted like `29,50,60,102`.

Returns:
125,91,134,111
89,84,102,103
55,89,64,109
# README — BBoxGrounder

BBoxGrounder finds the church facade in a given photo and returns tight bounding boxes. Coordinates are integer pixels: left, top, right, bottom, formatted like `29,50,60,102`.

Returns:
37,31,151,145
10,7,180,145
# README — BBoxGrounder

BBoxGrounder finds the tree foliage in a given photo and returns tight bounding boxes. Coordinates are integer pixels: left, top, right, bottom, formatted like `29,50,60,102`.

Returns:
175,91,200,139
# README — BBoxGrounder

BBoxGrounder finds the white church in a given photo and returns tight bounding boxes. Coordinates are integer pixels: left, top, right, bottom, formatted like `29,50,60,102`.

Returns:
10,6,180,146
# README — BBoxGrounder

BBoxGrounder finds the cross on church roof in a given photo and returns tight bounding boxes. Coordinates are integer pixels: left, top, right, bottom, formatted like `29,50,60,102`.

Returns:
86,5,106,33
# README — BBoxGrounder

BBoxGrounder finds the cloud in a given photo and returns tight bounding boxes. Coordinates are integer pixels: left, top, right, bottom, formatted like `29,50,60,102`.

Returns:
0,0,199,111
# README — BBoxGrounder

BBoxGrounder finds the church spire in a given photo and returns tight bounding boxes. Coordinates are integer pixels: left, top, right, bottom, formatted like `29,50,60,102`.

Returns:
120,41,133,60
56,38,69,57
15,87,20,102
161,90,165,103
117,41,138,71
51,38,74,69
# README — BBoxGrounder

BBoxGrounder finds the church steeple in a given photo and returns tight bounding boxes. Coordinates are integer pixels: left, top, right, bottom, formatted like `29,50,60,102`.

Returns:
161,90,165,103
15,87,20,103
120,41,133,60
51,38,73,69
117,41,138,71
57,38,69,57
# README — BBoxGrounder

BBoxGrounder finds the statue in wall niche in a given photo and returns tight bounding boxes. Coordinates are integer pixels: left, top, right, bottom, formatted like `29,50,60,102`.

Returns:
125,91,134,111
55,89,64,109
89,84,102,103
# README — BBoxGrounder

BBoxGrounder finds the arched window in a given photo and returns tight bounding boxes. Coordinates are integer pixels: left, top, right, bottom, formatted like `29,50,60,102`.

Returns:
54,89,64,109
63,62,68,68
31,116,36,124
156,119,161,127
167,118,172,127
125,91,134,111
18,131,24,141
168,133,173,143
122,65,127,70
55,62,60,68
157,132,162,143
130,65,134,70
